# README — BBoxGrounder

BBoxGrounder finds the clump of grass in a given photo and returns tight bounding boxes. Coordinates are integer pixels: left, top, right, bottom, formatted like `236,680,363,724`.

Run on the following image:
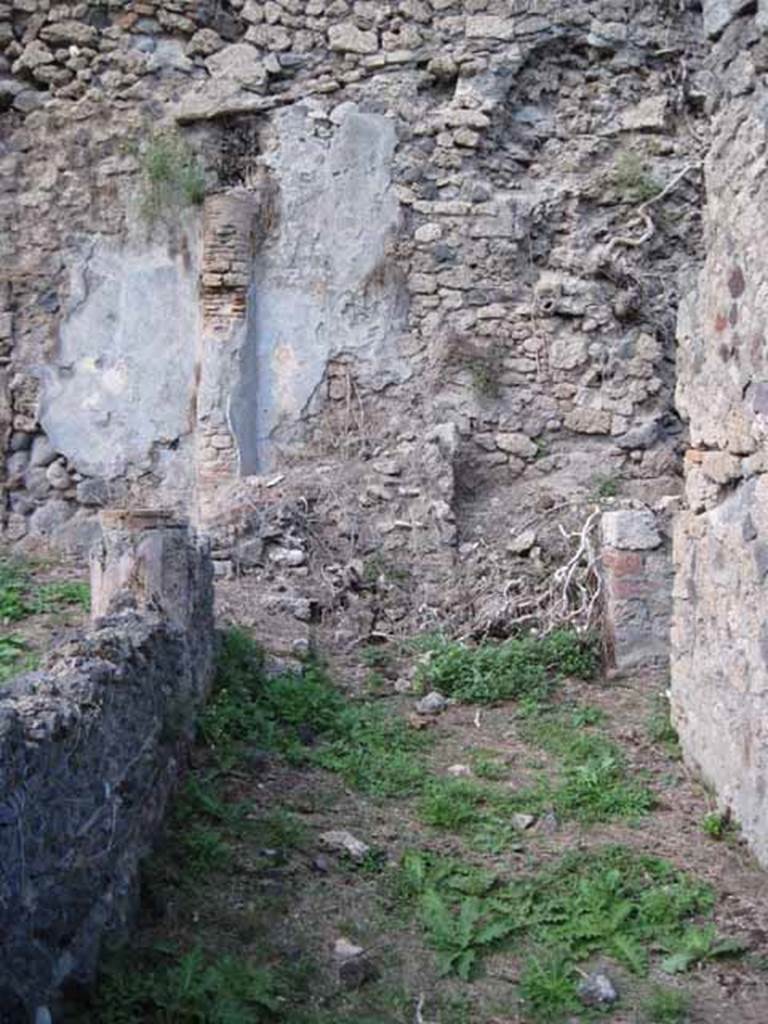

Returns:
518,951,580,1023
415,630,599,705
82,946,282,1023
592,473,619,499
648,693,681,759
317,701,427,797
520,702,655,824
470,749,508,780
418,702,653,835
660,923,747,973
0,560,30,621
642,985,691,1023
399,844,718,996
0,561,88,683
139,129,207,224
701,810,732,840
419,776,516,834
30,580,90,614
0,559,90,621
203,629,427,796
0,634,31,683
612,151,662,204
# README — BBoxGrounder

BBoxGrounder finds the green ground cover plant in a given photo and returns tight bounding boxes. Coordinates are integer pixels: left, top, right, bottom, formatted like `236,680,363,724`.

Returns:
414,630,599,704
202,629,427,796
398,844,726,1017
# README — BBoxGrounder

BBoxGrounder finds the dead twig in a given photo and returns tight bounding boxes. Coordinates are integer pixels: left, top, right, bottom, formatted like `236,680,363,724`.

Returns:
606,162,699,254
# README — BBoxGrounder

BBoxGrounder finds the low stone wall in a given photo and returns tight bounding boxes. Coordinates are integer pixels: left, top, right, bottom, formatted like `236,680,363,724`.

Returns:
0,515,214,1018
600,507,673,676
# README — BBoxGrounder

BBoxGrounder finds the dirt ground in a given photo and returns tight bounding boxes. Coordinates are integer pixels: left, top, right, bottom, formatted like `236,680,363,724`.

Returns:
68,594,768,1024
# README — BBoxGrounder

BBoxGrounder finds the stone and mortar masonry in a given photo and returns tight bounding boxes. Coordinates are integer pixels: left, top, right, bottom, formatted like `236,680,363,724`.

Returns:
0,0,705,640
0,514,214,1016
671,0,768,868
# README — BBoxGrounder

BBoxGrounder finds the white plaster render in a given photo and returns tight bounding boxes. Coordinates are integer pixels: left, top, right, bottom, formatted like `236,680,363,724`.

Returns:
231,104,408,472
39,231,201,479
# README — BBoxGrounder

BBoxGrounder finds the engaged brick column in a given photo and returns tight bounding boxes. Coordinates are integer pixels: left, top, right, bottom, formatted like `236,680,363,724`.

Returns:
600,509,672,676
196,191,258,522
91,509,212,635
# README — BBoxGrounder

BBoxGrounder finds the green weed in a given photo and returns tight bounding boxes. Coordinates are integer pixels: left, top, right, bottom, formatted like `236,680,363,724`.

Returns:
612,152,662,204
0,561,29,621
0,559,89,623
0,634,29,683
139,129,206,224
360,644,393,672
30,579,90,614
570,704,604,727
180,824,232,878
418,777,536,850
415,630,599,704
648,694,681,759
204,629,427,796
470,749,508,780
399,844,716,998
701,811,731,840
317,702,427,797
419,704,652,835
254,808,309,852
592,474,620,499
84,947,281,1023
660,924,747,974
642,985,691,1023
518,951,580,1023
420,887,508,980
520,702,655,823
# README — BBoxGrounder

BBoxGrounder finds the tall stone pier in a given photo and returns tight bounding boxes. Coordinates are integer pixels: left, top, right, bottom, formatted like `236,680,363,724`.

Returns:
671,0,768,865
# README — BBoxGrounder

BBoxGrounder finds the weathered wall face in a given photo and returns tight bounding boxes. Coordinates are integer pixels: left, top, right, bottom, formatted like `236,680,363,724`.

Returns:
233,104,407,472
39,232,201,481
0,0,706,633
0,516,213,1015
672,0,768,864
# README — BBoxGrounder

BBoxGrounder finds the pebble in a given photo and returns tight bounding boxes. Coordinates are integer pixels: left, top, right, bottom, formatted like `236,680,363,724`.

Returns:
415,691,448,715
318,829,370,861
333,938,378,990
577,972,618,1007
311,853,331,874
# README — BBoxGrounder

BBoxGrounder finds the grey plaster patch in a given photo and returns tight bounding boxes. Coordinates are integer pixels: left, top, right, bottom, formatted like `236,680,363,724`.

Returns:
230,104,408,472
39,232,200,479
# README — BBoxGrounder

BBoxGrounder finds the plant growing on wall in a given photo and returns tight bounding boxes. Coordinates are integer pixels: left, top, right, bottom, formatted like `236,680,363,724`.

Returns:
611,151,662,205
138,130,207,224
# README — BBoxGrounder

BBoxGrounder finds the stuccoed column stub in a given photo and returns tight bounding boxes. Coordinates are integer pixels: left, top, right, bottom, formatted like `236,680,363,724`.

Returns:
91,509,213,641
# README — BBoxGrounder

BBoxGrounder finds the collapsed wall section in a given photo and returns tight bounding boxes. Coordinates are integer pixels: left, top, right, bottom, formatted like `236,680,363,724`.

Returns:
0,515,214,1015
672,0,768,865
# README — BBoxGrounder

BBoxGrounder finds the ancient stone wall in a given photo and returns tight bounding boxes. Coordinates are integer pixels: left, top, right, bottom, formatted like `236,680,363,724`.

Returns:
671,0,768,867
0,2,705,633
0,515,213,1016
